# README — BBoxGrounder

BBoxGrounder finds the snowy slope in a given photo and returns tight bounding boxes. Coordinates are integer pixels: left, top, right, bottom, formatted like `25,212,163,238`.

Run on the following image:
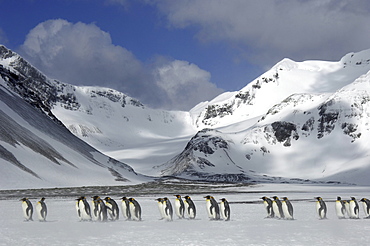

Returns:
0,78,148,189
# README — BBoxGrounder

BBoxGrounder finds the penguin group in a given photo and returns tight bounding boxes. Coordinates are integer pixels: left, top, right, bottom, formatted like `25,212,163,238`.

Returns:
75,196,141,222
155,195,199,221
334,196,370,219
204,195,230,221
260,196,294,220
260,196,370,220
20,194,370,222
20,197,47,222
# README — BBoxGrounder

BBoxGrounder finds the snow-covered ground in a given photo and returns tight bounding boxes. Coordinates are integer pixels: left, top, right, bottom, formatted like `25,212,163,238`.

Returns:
1,184,370,246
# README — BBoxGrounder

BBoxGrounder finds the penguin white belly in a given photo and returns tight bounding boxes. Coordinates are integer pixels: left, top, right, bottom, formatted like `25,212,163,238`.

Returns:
205,200,214,219
91,201,99,221
361,202,368,216
316,202,323,219
272,202,281,218
129,203,139,221
22,202,32,221
335,201,345,219
345,202,350,216
79,201,91,221
157,202,165,219
121,201,129,219
220,202,229,220
76,201,81,220
174,200,182,218
282,202,292,219
105,202,113,219
349,201,359,219
36,202,44,221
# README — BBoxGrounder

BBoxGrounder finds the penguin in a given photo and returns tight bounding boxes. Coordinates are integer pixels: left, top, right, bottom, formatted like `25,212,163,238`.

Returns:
219,198,230,221
261,196,274,218
281,197,294,220
315,197,327,219
271,196,284,219
121,197,131,220
343,199,350,217
173,195,185,219
184,195,196,219
162,197,173,221
36,197,47,222
128,198,141,221
91,196,108,222
104,197,119,221
349,197,360,219
76,196,91,221
20,198,33,221
155,198,165,220
360,198,370,219
335,196,346,219
204,195,220,220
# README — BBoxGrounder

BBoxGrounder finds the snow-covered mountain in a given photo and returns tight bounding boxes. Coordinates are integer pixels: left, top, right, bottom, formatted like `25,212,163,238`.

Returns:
2,44,370,187
0,46,149,189
163,51,370,185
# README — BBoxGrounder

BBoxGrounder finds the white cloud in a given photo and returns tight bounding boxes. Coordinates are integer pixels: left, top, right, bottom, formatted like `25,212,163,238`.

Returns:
150,0,370,66
19,19,222,110
153,58,223,111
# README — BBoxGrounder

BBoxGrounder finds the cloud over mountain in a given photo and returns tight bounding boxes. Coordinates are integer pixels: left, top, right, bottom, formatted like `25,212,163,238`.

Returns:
18,19,223,110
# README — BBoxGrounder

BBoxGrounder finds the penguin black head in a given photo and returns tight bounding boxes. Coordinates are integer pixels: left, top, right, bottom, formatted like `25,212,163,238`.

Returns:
220,198,227,202
155,198,163,202
20,198,28,202
174,195,181,198
351,197,356,200
260,196,269,201
92,196,100,200
204,195,213,199
315,197,322,201
121,197,128,200
184,196,190,199
282,197,288,201
128,198,135,201
40,197,46,201
360,198,368,202
104,197,111,201
271,196,279,200
337,196,342,201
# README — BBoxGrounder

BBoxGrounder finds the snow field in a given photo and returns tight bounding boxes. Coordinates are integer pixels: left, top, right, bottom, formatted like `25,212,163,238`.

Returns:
1,185,370,246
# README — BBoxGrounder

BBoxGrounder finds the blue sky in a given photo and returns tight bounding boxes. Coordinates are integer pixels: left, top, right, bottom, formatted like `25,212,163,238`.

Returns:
1,0,370,110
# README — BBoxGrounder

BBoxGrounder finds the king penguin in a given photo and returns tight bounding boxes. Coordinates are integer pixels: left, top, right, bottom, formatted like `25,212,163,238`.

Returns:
349,197,360,219
20,198,33,221
155,198,165,220
104,197,119,221
121,197,131,220
174,195,185,219
91,196,108,222
315,197,327,219
76,196,91,221
335,196,346,219
36,197,47,222
220,198,230,221
204,195,220,220
261,197,274,218
184,195,196,219
281,197,294,220
360,198,370,219
271,196,284,219
128,198,141,221
162,197,173,221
